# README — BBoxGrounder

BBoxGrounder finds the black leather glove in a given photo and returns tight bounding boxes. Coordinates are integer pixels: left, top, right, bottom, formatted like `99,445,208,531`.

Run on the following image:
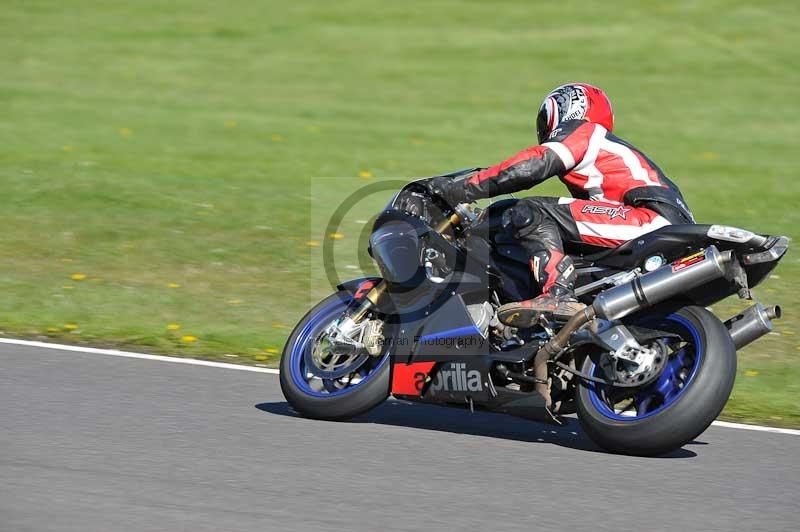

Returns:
426,175,469,207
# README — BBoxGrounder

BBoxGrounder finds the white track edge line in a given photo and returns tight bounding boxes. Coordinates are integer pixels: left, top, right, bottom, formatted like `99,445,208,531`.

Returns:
709,420,799,435
0,337,279,374
1,337,798,436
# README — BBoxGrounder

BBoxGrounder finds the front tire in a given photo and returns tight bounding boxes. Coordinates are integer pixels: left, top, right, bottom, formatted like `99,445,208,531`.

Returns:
279,291,391,421
576,305,737,456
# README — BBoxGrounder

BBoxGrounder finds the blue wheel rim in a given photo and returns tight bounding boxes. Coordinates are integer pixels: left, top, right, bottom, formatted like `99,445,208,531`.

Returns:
587,314,703,421
288,297,389,398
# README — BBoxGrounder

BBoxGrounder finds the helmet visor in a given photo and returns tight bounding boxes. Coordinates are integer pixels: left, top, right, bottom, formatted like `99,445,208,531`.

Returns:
536,104,550,144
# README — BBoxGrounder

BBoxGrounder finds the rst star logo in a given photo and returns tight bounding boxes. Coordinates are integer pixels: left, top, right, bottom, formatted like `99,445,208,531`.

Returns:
581,204,631,220
415,363,483,393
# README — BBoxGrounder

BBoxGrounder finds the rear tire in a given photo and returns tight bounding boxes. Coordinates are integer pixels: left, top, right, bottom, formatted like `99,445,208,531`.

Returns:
279,291,391,421
576,305,736,456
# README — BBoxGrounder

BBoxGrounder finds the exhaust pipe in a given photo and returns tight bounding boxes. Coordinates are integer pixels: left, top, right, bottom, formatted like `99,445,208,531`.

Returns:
725,303,782,350
534,246,732,407
593,246,732,321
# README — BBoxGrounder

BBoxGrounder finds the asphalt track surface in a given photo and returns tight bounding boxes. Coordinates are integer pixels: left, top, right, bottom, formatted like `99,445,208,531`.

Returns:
2,343,799,532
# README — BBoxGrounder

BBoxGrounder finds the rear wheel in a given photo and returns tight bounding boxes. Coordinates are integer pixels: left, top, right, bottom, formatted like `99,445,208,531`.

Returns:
576,305,736,456
279,291,391,420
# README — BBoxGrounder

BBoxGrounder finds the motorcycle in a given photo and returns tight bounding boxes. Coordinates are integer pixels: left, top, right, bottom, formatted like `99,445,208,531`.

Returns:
280,168,788,456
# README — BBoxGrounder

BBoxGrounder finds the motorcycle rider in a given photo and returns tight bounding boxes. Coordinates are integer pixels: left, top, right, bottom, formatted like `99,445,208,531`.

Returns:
429,83,694,327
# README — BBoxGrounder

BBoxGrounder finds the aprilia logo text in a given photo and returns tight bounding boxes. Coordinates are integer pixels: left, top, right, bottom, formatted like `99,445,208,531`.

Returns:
417,363,483,393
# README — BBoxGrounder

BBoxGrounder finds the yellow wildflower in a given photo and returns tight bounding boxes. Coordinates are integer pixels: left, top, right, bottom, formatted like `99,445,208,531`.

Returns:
743,370,759,377
167,283,181,289
265,347,279,354
71,273,87,281
329,232,344,240
306,240,320,247
358,170,373,179
228,299,243,305
167,323,181,331
180,335,197,343
254,354,268,361
63,323,79,331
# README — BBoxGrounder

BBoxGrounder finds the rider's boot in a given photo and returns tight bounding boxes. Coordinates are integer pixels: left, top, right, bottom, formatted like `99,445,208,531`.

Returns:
497,250,585,326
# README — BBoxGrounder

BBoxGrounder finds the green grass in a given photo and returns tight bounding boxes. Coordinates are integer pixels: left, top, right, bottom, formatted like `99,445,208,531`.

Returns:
1,0,798,425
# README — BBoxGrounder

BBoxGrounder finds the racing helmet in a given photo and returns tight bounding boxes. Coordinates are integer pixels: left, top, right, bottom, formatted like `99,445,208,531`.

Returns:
536,83,614,143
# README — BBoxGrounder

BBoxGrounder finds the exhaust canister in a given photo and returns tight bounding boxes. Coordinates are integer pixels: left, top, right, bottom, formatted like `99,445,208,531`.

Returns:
593,246,731,321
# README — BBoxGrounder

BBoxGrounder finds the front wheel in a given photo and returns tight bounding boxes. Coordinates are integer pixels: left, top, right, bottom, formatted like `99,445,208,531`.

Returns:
576,305,737,456
279,291,391,421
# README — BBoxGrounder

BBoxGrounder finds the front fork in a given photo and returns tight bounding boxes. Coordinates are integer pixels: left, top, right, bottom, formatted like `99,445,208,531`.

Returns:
349,280,388,322
325,206,468,359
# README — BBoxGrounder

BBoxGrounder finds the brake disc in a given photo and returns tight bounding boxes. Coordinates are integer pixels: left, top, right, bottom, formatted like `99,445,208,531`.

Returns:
598,338,669,387
304,332,370,380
